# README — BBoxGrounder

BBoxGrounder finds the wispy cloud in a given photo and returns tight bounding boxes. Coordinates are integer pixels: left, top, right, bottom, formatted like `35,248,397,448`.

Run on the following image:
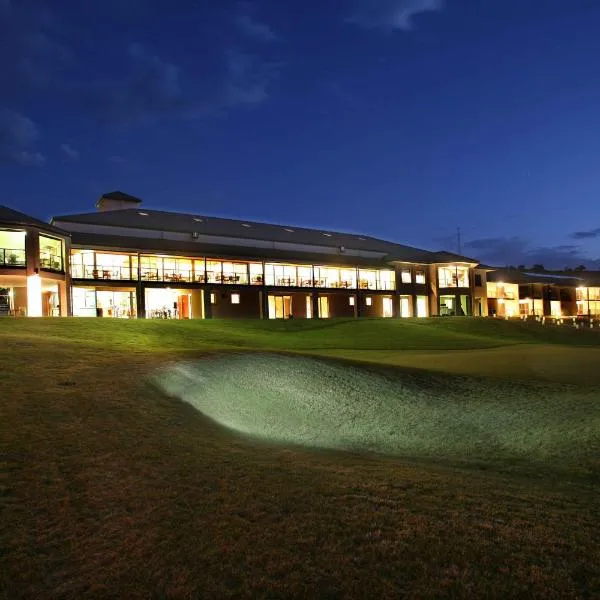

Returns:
0,108,45,166
79,43,188,127
462,236,600,269
235,4,278,43
346,0,444,32
571,227,600,240
223,49,280,107
60,142,79,161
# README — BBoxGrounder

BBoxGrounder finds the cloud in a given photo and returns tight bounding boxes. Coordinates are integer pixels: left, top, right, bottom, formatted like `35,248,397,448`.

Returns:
0,3,72,102
463,236,600,269
0,108,45,166
346,0,444,32
60,142,79,161
571,228,600,240
235,10,278,43
223,49,279,107
79,43,187,126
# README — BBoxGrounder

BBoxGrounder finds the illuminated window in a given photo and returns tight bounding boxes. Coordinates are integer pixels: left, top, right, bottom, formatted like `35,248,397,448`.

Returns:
39,235,64,271
231,293,240,304
349,296,355,306
366,297,372,306
415,270,425,284
401,270,411,284
210,293,216,304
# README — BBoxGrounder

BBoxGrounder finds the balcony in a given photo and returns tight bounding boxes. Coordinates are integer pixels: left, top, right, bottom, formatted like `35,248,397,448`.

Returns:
73,265,134,280
40,251,63,272
142,269,193,283
0,248,26,267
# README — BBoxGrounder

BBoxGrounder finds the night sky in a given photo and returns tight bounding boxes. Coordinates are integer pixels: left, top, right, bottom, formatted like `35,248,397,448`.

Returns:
2,0,600,268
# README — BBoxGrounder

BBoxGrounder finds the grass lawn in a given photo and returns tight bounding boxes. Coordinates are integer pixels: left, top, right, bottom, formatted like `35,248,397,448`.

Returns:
1,317,600,599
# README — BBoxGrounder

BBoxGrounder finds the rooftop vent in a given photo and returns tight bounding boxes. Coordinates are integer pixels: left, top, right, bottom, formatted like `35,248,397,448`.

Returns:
284,228,294,233
323,233,332,237
138,211,149,216
192,231,199,239
193,217,203,222
242,223,251,228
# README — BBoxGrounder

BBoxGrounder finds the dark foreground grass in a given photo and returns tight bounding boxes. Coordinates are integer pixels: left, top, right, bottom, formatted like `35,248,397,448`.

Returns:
1,319,600,599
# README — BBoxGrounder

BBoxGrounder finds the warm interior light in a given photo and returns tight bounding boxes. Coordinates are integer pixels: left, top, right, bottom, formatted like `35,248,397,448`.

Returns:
27,275,42,317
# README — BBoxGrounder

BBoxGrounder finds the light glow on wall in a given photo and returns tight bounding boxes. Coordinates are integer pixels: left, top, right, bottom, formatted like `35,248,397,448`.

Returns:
27,275,42,317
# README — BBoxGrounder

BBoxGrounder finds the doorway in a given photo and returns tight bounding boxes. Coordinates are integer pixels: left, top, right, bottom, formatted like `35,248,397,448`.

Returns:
268,295,292,319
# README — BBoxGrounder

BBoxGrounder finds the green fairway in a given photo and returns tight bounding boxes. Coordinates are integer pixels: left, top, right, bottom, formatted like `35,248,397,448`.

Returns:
1,318,600,598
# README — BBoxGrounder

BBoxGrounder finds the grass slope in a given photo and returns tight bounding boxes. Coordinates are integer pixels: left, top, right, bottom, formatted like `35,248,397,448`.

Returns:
1,318,600,599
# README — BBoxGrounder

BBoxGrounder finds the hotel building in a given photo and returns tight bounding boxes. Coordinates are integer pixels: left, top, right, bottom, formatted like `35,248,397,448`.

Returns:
1,191,483,319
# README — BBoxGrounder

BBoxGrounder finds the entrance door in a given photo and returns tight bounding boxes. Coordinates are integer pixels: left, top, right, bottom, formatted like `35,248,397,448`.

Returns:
268,295,292,319
382,297,393,318
400,296,410,318
318,296,329,318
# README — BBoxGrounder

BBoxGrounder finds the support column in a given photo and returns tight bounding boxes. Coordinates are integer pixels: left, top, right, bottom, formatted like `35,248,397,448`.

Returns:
260,290,269,319
136,283,146,318
312,291,319,319
356,291,363,318
203,288,213,319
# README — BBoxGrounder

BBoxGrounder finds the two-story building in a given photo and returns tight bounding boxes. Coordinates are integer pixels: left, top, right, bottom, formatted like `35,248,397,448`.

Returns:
38,191,483,320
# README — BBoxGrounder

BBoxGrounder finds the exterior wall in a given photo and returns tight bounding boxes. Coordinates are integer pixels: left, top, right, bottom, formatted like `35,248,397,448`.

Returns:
211,288,260,318
319,292,355,318
361,293,394,318
473,269,488,316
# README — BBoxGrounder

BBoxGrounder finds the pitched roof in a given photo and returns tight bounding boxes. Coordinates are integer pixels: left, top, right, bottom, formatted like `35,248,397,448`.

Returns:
487,268,584,286
68,232,396,268
53,207,448,264
0,205,70,236
98,191,142,204
429,250,480,264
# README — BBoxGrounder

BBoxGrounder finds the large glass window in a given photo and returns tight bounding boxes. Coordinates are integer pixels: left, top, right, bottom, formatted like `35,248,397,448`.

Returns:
194,259,206,282
415,270,426,284
206,260,222,283
416,296,428,317
250,263,263,285
438,266,470,288
222,262,248,284
265,263,310,287
72,287,97,317
39,235,64,271
379,270,396,290
141,256,192,282
401,269,411,284
358,270,377,290
96,253,135,280
0,230,26,266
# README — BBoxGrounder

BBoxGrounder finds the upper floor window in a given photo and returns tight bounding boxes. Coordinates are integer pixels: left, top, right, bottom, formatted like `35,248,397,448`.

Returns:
438,266,469,288
475,273,482,287
40,235,64,271
415,270,426,284
401,270,412,284
0,229,26,266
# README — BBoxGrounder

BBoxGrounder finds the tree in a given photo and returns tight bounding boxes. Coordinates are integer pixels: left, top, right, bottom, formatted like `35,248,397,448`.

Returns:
574,265,587,272
532,264,545,271
517,264,525,270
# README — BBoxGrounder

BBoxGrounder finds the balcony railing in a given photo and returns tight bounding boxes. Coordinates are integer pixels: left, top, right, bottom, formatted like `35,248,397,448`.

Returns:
0,248,26,267
142,269,193,282
72,265,134,280
40,252,63,271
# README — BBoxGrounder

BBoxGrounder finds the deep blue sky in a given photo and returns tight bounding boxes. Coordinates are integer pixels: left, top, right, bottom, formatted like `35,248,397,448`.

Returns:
2,0,600,267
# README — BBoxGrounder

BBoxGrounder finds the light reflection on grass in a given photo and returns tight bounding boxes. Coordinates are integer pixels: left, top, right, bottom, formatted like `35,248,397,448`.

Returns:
155,353,600,476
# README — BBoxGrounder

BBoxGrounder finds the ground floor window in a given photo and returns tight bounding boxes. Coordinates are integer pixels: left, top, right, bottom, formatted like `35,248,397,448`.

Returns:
268,295,291,319
440,294,472,316
382,296,393,318
73,287,136,318
145,288,191,319
399,296,411,318
416,296,428,318
318,296,329,318
550,300,562,317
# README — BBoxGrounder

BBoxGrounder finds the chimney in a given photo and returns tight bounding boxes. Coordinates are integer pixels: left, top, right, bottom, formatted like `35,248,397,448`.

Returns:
96,191,143,212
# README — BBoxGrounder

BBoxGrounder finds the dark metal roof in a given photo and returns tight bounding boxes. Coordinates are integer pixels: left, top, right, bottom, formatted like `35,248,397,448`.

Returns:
487,268,584,286
53,208,447,263
69,231,397,268
0,205,70,236
429,250,480,264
